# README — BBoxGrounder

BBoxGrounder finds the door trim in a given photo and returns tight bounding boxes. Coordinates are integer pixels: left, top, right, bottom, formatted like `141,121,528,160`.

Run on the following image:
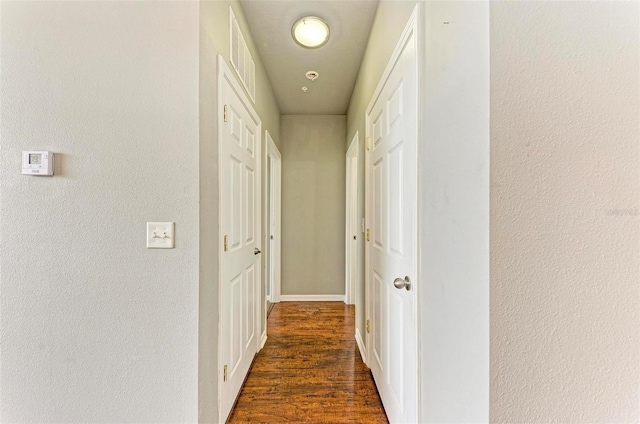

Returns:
217,55,262,423
364,3,422,421
265,131,282,304
345,132,359,305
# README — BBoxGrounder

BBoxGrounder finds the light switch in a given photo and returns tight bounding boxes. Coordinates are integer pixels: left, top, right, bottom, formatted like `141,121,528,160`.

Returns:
147,222,174,249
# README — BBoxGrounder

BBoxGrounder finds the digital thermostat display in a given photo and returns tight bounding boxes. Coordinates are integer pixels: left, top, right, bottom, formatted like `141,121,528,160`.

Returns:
22,151,54,176
29,153,42,165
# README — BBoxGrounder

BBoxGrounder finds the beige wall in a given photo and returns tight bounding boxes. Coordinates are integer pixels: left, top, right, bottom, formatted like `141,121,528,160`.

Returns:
199,1,281,421
490,2,640,422
281,115,346,296
1,2,200,421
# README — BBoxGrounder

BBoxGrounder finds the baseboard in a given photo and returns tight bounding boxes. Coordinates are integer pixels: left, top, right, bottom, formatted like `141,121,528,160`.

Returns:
355,328,367,365
280,294,345,302
260,331,267,350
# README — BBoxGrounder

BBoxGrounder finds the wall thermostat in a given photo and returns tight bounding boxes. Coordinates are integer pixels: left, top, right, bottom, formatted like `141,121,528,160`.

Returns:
22,151,54,176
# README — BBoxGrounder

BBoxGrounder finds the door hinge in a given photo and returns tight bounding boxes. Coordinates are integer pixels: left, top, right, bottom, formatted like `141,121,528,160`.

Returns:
366,137,372,150
224,235,228,252
366,229,370,242
366,319,371,333
223,365,228,382
223,105,228,122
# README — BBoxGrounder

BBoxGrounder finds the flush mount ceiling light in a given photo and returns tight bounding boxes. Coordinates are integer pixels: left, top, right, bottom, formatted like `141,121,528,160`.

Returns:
291,16,330,49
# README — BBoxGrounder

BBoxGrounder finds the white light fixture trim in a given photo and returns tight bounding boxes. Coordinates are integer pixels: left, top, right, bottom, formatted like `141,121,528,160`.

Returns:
292,16,330,49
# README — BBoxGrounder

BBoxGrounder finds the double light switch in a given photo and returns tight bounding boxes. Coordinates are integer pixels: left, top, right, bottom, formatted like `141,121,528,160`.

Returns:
147,222,174,249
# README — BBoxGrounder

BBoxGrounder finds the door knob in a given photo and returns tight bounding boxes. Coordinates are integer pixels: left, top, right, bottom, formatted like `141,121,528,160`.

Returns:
393,276,411,291
254,248,262,255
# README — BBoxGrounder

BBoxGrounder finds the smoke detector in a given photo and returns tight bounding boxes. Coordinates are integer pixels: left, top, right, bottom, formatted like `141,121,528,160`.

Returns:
305,71,319,82
301,86,309,93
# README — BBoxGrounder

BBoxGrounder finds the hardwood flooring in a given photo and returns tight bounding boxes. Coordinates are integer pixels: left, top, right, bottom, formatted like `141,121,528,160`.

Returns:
227,302,388,424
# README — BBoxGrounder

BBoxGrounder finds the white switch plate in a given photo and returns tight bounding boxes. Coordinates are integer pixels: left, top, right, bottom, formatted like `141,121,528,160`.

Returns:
147,222,174,249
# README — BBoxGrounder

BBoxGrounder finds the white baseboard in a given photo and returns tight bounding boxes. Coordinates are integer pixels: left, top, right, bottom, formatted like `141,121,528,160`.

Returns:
280,294,345,302
355,328,367,365
260,331,267,350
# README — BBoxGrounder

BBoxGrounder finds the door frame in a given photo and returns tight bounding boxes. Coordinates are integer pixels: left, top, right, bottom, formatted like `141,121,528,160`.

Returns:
217,55,262,423
364,3,422,420
345,132,359,305
265,130,282,306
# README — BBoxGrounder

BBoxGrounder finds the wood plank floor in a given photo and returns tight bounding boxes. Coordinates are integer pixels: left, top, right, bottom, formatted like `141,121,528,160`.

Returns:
227,302,388,423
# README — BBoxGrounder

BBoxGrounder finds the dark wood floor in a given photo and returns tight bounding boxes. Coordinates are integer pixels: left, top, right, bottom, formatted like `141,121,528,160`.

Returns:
228,302,388,423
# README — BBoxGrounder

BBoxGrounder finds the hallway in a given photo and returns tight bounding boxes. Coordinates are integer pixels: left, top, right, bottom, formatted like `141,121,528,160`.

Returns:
3,2,639,422
228,302,388,423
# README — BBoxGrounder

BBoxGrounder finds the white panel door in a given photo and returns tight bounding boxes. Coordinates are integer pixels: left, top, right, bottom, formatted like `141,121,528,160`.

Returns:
345,133,359,305
219,57,261,423
365,11,418,424
266,131,281,304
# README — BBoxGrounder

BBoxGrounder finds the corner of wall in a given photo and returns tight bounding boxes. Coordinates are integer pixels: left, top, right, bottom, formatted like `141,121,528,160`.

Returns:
198,4,221,422
419,2,490,422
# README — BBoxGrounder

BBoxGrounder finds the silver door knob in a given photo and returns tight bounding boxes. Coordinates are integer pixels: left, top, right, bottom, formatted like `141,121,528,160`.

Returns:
393,276,411,291
254,248,261,255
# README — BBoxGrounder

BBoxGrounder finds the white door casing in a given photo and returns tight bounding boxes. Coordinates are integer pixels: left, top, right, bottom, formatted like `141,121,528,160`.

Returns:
345,132,359,306
266,131,282,305
365,6,420,424
218,55,262,423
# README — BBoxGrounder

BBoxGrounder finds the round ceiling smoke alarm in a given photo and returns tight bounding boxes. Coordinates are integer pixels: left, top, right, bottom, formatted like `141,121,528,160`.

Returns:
305,71,319,82
301,86,309,93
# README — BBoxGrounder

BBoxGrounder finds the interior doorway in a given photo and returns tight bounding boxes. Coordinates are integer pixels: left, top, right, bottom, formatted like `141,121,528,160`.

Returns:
218,55,263,423
265,130,282,319
345,132,359,305
364,7,420,422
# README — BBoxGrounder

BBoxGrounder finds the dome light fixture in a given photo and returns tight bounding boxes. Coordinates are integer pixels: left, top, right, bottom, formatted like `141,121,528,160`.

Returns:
291,16,330,49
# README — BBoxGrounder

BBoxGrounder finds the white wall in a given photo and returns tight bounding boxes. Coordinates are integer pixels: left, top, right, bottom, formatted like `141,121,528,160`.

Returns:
1,2,200,422
418,2,490,422
281,115,346,296
490,2,640,422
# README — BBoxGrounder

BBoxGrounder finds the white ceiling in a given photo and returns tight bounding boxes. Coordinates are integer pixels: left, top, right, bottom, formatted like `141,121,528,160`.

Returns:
239,0,379,115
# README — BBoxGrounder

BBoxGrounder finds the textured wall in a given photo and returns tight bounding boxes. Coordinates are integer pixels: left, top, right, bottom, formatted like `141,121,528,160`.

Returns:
281,115,346,296
490,2,640,422
1,2,200,421
419,2,490,422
